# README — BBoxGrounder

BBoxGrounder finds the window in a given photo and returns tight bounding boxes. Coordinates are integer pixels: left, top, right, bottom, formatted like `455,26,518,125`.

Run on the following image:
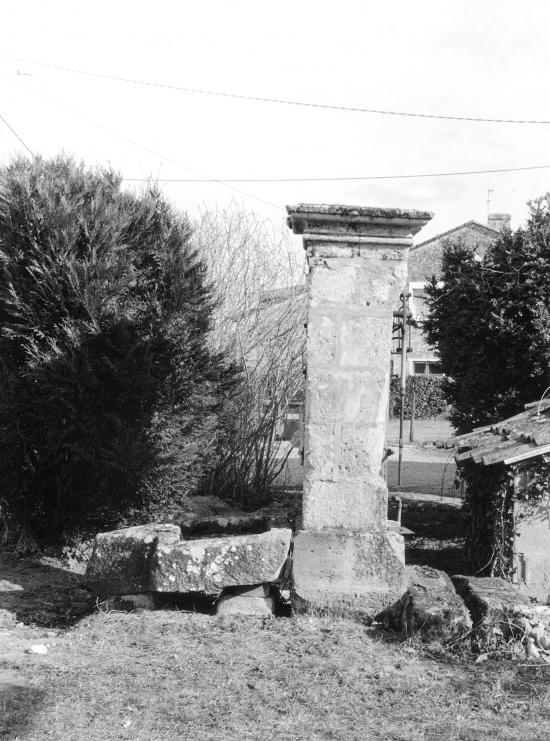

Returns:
413,361,443,376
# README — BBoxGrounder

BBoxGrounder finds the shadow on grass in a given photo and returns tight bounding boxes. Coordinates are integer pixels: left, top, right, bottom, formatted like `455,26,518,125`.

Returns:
0,551,95,628
0,680,45,739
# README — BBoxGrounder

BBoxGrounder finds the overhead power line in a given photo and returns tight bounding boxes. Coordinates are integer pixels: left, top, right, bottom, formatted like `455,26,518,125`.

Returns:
122,163,550,183
9,55,550,126
22,83,282,212
0,111,33,156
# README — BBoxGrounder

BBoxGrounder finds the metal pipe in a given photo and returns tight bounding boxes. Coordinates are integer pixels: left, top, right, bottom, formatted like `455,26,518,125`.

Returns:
409,388,415,443
398,293,407,485
390,495,403,525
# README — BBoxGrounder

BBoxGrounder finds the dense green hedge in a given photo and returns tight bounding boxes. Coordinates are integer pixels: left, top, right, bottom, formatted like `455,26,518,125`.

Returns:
389,375,447,419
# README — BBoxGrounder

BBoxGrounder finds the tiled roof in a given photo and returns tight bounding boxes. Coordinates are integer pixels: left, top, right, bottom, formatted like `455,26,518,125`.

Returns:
437,400,550,466
412,221,499,251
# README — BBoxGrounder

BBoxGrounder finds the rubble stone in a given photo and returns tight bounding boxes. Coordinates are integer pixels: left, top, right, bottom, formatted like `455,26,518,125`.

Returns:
380,565,471,638
151,528,292,594
86,524,181,596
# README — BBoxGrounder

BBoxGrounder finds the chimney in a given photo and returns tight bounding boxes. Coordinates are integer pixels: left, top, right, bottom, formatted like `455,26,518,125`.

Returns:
488,213,511,232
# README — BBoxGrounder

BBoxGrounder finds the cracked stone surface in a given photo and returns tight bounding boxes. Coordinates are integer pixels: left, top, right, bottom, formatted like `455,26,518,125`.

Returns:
151,529,292,594
86,524,182,596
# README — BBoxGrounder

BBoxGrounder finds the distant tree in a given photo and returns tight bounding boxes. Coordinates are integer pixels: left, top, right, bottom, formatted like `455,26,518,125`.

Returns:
424,196,550,432
193,205,306,504
0,155,236,543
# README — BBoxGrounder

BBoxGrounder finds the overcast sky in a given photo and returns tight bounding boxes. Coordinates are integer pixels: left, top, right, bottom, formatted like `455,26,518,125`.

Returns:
2,0,550,245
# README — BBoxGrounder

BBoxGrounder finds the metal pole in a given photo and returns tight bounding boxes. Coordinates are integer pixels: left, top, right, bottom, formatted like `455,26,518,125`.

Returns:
397,292,407,486
409,387,415,443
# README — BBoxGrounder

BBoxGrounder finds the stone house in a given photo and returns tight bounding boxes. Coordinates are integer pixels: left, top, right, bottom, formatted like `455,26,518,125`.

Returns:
444,399,550,603
391,213,511,377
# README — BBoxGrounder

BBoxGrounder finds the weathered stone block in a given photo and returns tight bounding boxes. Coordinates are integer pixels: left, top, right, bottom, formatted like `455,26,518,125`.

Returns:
308,315,338,365
309,257,408,309
307,371,387,426
379,566,471,639
151,528,292,594
302,476,387,531
86,524,182,596
216,585,275,616
340,424,385,476
303,423,336,479
309,262,362,308
291,529,406,618
340,316,392,367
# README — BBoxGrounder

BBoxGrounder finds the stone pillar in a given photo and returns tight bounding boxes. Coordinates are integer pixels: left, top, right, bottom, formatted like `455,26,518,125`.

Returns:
287,204,433,617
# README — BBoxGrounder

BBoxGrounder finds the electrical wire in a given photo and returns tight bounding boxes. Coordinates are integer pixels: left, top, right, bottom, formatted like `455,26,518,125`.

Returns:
0,111,33,156
9,55,550,126
22,83,283,212
122,163,550,183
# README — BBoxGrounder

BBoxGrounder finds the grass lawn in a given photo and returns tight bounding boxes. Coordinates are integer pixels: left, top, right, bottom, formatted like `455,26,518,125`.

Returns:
2,611,550,740
386,417,454,446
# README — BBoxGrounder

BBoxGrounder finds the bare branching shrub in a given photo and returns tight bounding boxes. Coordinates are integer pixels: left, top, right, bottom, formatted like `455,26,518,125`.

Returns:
193,204,306,505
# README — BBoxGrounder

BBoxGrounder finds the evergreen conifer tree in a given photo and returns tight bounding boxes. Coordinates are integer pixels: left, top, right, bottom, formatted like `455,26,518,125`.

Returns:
0,155,235,542
424,196,550,432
